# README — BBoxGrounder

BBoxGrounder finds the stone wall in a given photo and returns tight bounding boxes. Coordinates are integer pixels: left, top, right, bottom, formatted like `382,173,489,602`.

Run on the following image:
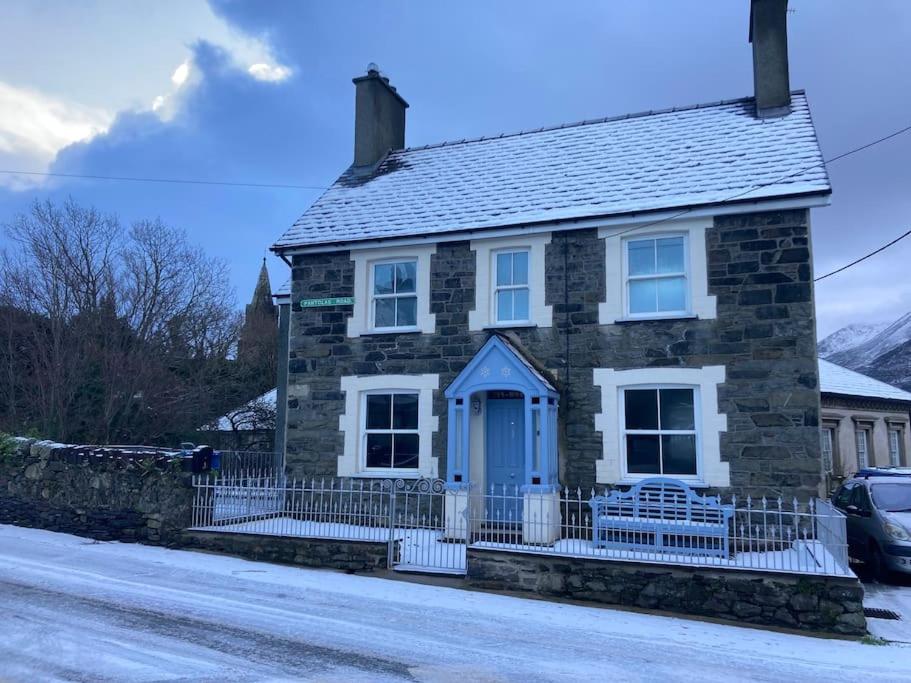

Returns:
0,437,394,573
285,209,822,501
466,548,866,635
0,438,194,545
183,530,392,572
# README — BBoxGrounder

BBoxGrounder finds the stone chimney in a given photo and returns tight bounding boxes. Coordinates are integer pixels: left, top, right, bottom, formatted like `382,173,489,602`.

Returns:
749,0,791,118
352,63,409,168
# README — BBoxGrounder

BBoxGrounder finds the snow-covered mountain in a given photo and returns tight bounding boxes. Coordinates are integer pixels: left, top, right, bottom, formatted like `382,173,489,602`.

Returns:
817,322,888,358
819,312,911,391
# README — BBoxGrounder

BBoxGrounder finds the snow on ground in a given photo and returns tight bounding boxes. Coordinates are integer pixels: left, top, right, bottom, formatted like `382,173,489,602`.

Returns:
1,524,910,682
864,579,911,643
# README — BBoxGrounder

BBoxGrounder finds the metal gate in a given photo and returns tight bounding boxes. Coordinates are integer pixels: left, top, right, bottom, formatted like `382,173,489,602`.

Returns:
389,478,467,574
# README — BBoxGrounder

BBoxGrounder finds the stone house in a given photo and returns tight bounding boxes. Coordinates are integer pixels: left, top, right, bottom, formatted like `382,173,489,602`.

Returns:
271,0,831,504
819,358,911,491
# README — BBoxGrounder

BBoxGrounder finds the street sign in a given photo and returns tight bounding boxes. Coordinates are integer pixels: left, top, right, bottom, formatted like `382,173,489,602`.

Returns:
299,296,355,308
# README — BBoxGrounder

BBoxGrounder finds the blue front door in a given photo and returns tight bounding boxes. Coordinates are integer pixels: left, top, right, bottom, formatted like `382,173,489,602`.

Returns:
486,397,524,522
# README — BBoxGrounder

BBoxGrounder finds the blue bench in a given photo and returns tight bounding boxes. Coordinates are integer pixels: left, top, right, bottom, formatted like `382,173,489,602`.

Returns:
588,477,734,558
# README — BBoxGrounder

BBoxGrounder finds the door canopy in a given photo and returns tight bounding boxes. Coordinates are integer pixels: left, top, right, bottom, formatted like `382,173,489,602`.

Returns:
445,335,559,489
445,335,557,400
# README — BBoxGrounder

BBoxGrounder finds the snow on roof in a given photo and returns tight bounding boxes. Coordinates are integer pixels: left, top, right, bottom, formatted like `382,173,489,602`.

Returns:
273,279,291,301
819,359,911,403
207,388,277,431
273,92,830,250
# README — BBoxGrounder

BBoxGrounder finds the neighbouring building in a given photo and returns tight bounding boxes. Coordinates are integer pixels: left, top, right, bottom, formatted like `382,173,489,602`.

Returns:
204,277,293,453
271,0,831,504
819,358,911,491
206,388,278,452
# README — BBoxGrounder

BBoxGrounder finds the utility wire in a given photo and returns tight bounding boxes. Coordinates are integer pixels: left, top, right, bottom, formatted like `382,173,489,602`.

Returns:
2,123,909,195
2,122,910,284
0,169,328,191
814,228,911,282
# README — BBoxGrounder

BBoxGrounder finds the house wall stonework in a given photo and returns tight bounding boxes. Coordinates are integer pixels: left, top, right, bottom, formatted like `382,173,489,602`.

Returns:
284,209,822,501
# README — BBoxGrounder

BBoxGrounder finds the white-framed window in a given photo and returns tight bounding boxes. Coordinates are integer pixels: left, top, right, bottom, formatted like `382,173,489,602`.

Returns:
598,218,716,325
593,365,729,487
371,260,417,331
493,249,530,324
468,233,552,330
363,391,419,470
889,428,903,467
821,426,835,474
347,245,436,337
855,428,869,470
625,234,688,317
338,374,440,477
621,386,699,477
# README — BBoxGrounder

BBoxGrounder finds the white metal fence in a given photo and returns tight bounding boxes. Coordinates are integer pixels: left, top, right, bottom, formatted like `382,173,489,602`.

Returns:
191,474,465,572
190,475,851,577
466,485,851,577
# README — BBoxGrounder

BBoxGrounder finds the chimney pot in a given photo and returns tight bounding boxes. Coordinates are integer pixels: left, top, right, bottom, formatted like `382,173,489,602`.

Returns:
352,66,408,167
750,0,791,118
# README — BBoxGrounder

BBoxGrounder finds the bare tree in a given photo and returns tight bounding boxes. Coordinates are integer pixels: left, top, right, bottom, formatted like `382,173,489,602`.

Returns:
0,198,247,445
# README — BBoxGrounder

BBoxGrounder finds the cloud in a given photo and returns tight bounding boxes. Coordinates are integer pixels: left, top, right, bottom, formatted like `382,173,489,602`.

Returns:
0,81,111,189
0,38,332,310
171,61,191,87
247,63,292,82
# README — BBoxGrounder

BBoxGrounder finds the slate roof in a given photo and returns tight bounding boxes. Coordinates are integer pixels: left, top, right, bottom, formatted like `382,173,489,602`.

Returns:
273,91,830,250
819,359,911,403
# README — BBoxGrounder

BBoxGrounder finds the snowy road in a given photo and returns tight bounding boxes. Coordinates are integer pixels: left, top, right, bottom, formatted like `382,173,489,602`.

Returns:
0,525,909,682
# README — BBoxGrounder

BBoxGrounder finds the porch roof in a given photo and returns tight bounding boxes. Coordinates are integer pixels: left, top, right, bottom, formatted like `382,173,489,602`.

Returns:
445,335,556,399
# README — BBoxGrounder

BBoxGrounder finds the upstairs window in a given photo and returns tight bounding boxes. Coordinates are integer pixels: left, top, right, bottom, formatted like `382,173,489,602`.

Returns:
622,387,698,477
494,250,530,323
372,260,417,330
625,235,688,317
364,392,419,470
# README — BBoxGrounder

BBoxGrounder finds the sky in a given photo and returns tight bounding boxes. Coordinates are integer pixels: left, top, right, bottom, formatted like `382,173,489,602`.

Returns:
0,1,909,338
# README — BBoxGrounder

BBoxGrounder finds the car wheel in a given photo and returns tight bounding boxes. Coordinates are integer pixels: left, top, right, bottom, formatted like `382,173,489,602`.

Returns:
868,543,890,582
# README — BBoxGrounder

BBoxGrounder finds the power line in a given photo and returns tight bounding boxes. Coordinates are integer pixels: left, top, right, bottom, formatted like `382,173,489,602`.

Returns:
0,169,328,191
2,123,909,196
814,228,911,282
2,120,910,283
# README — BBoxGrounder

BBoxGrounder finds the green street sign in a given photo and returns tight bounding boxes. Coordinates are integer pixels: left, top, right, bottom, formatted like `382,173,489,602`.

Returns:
299,296,355,308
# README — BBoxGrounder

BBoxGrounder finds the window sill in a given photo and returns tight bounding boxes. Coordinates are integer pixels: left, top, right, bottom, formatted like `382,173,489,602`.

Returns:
615,477,708,489
353,470,428,479
482,322,538,331
613,314,698,325
362,327,423,337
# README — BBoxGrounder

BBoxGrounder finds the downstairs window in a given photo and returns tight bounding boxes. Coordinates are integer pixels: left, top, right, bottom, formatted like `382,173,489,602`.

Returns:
622,387,698,477
363,392,420,470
